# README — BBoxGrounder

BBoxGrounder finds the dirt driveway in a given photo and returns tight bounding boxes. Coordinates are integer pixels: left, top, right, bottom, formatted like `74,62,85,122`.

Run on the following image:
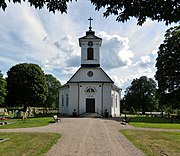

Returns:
0,118,145,156
45,118,144,156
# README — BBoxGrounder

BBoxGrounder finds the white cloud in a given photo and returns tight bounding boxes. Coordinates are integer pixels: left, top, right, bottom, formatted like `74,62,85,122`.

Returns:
141,55,151,64
98,31,134,70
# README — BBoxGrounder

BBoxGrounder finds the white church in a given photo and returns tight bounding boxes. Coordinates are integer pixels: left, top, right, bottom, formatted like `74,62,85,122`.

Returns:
59,18,121,117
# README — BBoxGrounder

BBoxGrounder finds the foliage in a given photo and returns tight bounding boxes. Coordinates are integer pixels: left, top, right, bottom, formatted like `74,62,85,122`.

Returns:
0,0,77,13
44,74,61,109
121,130,180,156
155,25,180,112
0,71,7,106
0,132,61,156
129,107,135,115
91,0,180,25
124,76,157,114
6,63,48,110
0,0,179,25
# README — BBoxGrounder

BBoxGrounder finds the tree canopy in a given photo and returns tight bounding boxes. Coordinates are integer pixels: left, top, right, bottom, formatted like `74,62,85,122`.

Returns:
155,25,180,110
91,0,180,25
0,0,179,25
124,76,157,114
0,71,7,106
6,63,48,110
44,74,61,109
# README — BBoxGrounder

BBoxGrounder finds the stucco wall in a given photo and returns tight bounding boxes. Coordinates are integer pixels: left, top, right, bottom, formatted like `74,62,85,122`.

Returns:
69,68,113,83
59,86,69,115
81,44,100,65
79,83,102,115
111,89,120,116
102,84,112,116
69,84,78,115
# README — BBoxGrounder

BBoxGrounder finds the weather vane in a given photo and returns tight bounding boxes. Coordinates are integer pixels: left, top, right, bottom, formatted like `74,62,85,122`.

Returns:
88,17,93,31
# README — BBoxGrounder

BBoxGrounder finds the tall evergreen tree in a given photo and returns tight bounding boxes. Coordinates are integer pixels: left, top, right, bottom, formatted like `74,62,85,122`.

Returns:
6,63,48,110
155,25,180,114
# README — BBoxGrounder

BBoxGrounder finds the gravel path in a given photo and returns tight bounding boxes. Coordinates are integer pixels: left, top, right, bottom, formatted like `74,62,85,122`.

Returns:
0,118,179,156
44,118,144,156
0,118,144,156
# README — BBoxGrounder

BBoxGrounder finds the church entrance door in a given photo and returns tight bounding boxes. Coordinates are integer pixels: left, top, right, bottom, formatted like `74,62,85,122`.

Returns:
86,98,95,113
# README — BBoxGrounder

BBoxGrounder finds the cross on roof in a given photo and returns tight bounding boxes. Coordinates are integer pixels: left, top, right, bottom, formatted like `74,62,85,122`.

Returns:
88,17,93,31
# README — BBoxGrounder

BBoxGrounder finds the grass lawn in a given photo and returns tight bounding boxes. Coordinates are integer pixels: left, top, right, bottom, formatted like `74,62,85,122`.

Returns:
120,130,180,156
0,117,54,129
129,116,180,129
0,132,61,156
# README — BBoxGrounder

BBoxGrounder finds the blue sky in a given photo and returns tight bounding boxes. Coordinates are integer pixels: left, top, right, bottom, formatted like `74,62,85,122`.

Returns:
0,1,174,93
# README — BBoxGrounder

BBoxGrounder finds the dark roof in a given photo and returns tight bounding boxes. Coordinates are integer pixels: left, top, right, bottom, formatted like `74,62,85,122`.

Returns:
112,84,122,91
79,30,102,40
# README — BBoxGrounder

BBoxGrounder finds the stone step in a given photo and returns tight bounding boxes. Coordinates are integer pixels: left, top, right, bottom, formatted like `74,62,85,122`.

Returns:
79,113,102,118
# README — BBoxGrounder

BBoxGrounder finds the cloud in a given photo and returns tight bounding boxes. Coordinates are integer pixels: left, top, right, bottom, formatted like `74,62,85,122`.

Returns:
54,36,77,54
133,49,158,69
41,35,80,78
98,31,134,70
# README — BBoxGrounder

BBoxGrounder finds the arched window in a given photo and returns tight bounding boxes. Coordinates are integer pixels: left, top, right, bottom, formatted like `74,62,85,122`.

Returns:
116,95,118,107
85,87,96,93
66,94,69,107
87,48,93,60
86,88,95,93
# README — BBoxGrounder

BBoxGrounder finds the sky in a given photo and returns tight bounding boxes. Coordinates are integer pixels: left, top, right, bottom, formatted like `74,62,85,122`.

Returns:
0,1,175,94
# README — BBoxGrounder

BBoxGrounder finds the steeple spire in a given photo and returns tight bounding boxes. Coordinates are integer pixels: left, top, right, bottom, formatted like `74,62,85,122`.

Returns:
88,17,93,31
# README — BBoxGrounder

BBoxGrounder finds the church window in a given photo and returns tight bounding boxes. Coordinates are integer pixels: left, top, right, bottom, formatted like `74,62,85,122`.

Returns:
87,71,93,77
87,48,93,60
85,87,96,93
116,95,118,107
62,95,64,107
66,94,69,107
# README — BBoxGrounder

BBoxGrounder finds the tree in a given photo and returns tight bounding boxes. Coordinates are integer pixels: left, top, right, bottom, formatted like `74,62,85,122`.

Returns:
6,63,48,110
44,74,61,109
124,76,157,114
0,0,76,13
155,25,180,115
0,71,7,106
0,0,179,25
91,0,180,25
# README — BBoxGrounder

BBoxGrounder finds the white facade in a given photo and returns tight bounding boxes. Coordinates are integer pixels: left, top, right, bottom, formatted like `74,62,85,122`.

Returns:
59,27,121,117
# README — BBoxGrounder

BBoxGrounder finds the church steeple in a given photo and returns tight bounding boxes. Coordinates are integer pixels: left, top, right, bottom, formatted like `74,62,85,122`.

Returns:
79,17,102,67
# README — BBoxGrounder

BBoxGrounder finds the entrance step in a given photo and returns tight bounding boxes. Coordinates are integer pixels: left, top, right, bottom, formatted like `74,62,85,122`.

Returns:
79,113,102,118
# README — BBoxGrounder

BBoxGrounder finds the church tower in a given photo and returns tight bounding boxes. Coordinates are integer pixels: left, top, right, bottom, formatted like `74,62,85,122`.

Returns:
79,17,102,67
59,18,121,117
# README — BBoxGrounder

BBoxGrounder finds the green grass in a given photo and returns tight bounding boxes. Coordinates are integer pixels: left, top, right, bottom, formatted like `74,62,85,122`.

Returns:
120,130,180,156
0,117,55,129
129,116,180,129
0,132,61,156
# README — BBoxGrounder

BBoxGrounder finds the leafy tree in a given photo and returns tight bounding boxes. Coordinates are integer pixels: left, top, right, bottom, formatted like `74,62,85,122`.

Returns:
91,0,180,25
6,63,48,111
124,76,157,114
0,71,7,106
0,0,179,25
44,74,61,109
155,25,180,115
